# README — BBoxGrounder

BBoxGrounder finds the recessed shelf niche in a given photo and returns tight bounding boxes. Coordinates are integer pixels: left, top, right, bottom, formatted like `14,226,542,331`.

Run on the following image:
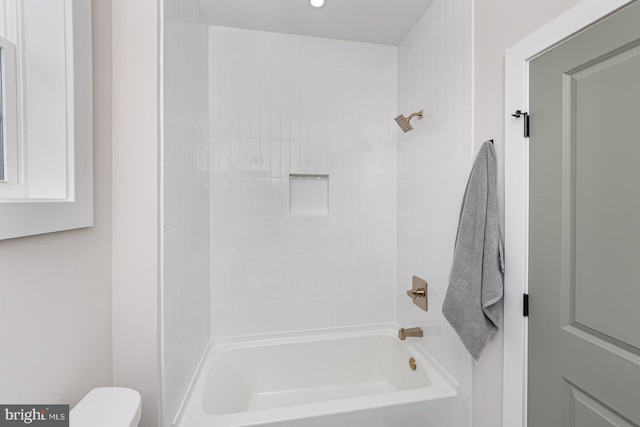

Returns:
289,174,329,214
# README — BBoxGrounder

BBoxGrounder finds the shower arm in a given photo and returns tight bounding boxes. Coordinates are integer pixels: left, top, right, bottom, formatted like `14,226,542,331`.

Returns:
407,111,423,122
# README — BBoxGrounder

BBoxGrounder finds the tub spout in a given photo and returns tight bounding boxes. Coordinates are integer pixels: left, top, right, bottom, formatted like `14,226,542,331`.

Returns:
398,327,423,340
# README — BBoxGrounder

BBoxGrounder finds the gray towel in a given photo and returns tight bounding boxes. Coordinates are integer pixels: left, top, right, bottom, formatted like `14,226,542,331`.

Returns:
443,140,504,361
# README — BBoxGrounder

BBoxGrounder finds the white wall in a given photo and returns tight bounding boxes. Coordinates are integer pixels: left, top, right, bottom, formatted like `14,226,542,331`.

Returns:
209,27,398,337
473,1,581,426
111,0,161,426
162,0,210,425
397,0,473,425
0,0,113,406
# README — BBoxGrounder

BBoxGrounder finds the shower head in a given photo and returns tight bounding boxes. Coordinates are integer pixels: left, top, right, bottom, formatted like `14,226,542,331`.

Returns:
394,109,424,133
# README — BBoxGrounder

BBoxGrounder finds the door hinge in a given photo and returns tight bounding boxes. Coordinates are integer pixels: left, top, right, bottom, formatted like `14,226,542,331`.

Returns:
523,293,529,317
511,110,530,137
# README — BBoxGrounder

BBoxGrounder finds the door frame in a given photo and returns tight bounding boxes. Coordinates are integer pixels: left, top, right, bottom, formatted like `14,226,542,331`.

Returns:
502,1,635,426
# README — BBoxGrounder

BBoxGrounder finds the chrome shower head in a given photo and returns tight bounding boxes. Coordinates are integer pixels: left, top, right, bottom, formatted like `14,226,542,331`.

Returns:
394,109,424,133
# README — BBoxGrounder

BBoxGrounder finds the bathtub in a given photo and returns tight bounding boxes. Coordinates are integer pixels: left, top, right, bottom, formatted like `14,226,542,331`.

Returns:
174,325,460,427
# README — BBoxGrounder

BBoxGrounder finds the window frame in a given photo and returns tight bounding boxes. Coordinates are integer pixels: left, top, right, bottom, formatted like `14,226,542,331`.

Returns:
0,33,23,196
0,0,93,240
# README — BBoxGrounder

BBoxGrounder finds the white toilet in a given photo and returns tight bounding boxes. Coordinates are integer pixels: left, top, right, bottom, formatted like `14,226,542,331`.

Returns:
70,387,141,427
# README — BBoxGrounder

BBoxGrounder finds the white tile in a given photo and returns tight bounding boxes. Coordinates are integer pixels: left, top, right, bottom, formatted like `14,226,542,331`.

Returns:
270,101,282,140
458,386,473,427
229,177,263,217
262,178,288,217
259,139,271,177
162,362,182,427
207,29,401,343
210,298,230,337
283,216,330,255
356,216,396,254
288,140,300,173
211,218,284,257
250,138,263,176
280,102,291,140
163,4,210,425
299,104,310,141
249,99,261,138
279,140,291,177
358,179,396,217
163,164,179,231
269,140,281,178
397,0,474,409
178,275,209,347
163,293,178,365
354,252,396,292
260,99,271,139
326,254,354,295
331,178,358,215
210,257,239,298
241,256,284,297
281,255,329,297
238,99,252,139
289,105,300,140
237,139,251,177
209,177,232,217
163,230,179,298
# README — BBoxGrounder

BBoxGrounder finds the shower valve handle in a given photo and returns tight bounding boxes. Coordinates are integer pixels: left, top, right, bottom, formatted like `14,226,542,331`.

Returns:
406,276,428,311
407,288,426,298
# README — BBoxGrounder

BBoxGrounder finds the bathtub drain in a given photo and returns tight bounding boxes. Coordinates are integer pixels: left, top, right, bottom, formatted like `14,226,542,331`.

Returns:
409,357,417,371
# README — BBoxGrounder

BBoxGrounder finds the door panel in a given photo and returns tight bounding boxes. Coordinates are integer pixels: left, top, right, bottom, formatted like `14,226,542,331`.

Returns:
572,45,640,352
529,2,640,426
568,383,636,427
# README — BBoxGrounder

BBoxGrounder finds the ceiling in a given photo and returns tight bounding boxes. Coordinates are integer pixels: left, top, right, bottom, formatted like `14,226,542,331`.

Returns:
199,0,435,46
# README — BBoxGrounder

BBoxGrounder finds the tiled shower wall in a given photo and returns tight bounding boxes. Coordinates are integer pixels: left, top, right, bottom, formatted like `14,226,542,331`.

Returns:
397,0,473,424
209,27,398,337
162,0,210,425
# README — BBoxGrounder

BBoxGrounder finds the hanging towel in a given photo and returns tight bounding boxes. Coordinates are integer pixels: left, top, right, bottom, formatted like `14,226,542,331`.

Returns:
442,140,504,361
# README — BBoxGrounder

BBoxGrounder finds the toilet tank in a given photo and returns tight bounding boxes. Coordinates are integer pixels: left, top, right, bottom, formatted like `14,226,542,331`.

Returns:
70,387,141,427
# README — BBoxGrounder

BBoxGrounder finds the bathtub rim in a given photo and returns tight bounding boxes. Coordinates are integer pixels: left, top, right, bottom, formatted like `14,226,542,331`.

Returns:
172,323,460,427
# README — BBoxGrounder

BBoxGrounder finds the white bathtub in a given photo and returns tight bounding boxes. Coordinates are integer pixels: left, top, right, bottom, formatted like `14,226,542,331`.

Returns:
175,326,460,427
